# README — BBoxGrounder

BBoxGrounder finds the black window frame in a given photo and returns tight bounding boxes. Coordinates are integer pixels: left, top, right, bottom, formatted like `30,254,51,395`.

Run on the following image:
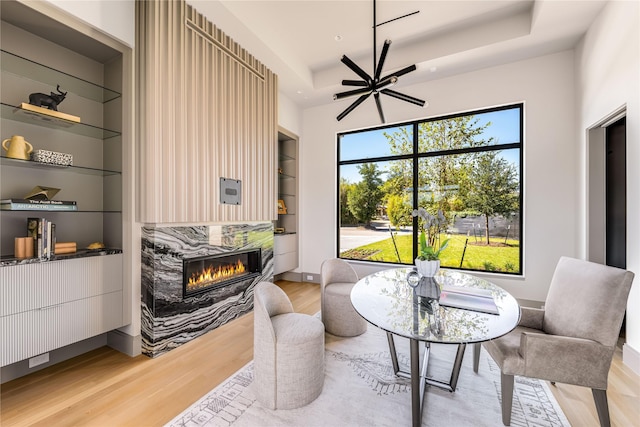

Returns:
336,103,524,275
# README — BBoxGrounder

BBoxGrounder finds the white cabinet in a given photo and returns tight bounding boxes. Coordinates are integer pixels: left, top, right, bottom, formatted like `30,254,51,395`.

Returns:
0,255,123,366
274,233,298,275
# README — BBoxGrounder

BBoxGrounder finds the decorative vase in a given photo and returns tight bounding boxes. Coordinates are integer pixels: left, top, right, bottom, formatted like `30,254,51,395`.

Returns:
415,258,440,277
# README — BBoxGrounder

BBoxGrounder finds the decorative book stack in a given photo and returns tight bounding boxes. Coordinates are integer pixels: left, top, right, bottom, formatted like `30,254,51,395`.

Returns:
27,217,56,258
54,242,76,254
2,198,77,211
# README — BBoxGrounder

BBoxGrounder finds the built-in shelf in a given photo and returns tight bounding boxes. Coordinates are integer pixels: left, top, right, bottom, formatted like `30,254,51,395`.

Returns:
1,50,121,103
1,209,122,213
1,102,121,139
279,152,295,162
1,157,121,176
274,128,299,276
278,172,295,180
0,1,130,379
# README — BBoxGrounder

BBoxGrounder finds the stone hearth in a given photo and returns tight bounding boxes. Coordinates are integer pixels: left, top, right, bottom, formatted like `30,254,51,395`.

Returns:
141,222,273,357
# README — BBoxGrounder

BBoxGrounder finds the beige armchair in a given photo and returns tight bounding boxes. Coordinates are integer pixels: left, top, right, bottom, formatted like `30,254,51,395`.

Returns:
320,258,367,337
253,281,325,409
475,256,634,427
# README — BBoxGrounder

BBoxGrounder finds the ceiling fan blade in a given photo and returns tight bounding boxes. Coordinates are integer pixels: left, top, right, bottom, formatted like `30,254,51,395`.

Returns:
381,64,417,81
342,79,368,87
374,75,397,91
337,93,371,121
381,89,426,107
341,55,372,84
374,39,391,82
334,87,372,100
374,92,385,123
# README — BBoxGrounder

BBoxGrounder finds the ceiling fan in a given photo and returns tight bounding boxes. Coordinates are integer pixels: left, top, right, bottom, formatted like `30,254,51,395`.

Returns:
334,0,426,123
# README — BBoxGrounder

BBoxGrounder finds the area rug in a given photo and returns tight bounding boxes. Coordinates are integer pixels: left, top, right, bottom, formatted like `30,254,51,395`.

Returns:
165,326,570,427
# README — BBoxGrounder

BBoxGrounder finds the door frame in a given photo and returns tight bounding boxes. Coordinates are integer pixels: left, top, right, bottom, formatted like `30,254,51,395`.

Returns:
586,105,626,264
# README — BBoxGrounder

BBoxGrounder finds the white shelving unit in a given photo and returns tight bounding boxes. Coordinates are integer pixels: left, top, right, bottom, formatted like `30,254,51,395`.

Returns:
0,1,131,379
274,128,299,276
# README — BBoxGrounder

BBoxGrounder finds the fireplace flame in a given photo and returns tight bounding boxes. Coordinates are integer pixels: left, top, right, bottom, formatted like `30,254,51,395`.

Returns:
187,260,246,290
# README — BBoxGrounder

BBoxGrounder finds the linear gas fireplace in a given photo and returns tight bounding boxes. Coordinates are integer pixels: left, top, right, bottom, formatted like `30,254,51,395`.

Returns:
183,248,262,298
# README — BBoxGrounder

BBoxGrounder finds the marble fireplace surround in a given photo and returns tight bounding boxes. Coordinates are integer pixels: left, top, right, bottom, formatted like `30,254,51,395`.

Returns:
141,222,273,358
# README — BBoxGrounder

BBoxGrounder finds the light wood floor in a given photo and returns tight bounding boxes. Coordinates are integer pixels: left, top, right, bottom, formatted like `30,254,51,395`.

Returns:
1,280,638,426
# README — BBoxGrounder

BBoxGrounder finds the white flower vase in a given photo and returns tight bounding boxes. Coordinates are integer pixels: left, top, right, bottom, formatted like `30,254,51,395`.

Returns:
415,259,440,277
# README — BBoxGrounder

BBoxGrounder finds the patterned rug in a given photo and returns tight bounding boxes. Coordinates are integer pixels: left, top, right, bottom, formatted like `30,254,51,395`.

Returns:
166,326,570,427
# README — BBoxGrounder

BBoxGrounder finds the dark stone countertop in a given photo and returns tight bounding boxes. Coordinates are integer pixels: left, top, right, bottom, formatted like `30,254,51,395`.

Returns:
0,248,123,267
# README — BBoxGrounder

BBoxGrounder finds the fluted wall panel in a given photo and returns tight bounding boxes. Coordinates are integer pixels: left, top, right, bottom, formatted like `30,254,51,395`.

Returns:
137,1,278,223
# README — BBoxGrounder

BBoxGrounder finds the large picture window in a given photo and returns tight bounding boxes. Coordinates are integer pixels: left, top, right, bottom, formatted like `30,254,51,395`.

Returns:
337,104,523,274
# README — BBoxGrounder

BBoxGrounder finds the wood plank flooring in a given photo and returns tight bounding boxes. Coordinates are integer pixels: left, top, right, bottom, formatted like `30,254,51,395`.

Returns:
1,280,638,426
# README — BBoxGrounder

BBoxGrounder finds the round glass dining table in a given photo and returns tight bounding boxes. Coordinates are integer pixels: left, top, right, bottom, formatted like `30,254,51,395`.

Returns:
350,267,520,427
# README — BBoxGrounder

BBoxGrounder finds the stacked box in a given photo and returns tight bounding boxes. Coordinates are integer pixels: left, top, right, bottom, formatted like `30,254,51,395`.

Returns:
31,149,73,166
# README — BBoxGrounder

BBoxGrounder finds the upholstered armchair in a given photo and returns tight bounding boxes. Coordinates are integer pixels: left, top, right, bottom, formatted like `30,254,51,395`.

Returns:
320,258,367,337
475,256,634,427
253,281,325,409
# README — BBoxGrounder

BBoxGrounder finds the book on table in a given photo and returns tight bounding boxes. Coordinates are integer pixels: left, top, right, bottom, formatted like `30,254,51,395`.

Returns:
439,284,499,315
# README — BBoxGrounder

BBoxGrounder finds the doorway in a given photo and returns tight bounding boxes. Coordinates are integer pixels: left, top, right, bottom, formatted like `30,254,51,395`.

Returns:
587,110,627,338
605,117,626,269
606,117,627,337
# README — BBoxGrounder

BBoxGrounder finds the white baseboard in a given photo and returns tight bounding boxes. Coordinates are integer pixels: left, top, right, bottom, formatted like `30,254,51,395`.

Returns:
107,330,141,357
301,272,320,283
275,271,303,282
623,342,640,376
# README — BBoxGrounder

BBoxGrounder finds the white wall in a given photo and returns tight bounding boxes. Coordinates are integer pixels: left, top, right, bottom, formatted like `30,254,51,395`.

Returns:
43,0,135,48
575,0,640,374
278,92,302,136
301,50,578,303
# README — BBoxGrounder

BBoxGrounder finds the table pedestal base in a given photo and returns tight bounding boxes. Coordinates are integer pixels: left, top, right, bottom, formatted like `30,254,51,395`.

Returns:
386,332,467,427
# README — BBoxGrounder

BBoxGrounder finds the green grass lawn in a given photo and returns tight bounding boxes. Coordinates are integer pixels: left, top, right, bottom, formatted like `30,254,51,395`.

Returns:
340,233,520,273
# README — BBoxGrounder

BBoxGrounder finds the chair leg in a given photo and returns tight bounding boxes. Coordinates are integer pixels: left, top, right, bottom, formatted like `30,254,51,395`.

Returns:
501,372,514,426
592,388,611,427
473,343,481,373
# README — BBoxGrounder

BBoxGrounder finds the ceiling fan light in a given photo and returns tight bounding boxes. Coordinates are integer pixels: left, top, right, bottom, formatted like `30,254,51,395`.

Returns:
337,93,371,121
342,79,368,87
381,64,417,81
334,0,424,122
381,88,426,107
375,75,398,91
341,55,372,83
374,92,386,123
334,87,372,100
374,39,392,80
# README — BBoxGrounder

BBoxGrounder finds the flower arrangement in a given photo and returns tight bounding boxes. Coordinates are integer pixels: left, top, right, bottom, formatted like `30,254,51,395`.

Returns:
412,208,449,261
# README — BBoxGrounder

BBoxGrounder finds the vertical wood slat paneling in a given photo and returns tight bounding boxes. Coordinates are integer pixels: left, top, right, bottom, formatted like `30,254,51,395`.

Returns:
137,1,277,223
